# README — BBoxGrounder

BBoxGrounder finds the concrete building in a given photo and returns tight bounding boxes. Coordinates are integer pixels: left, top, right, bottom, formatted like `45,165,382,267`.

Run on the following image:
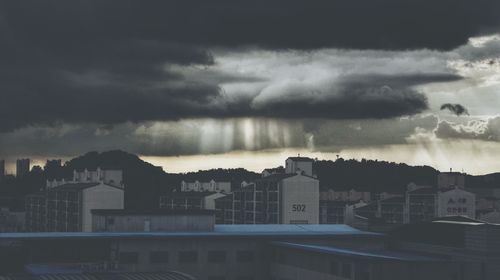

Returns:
180,180,231,193
159,192,226,210
216,173,319,225
0,222,471,280
92,209,215,232
320,189,371,202
0,159,4,179
437,171,465,189
405,186,475,224
25,168,125,232
216,157,319,225
16,158,30,178
320,200,367,225
390,216,500,280
285,156,314,176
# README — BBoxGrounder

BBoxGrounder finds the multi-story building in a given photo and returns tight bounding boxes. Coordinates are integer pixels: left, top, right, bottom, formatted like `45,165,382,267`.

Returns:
320,189,371,202
437,171,465,189
25,168,125,232
159,192,226,210
405,186,475,224
180,180,231,193
0,159,4,179
16,158,30,178
285,156,314,176
216,157,319,225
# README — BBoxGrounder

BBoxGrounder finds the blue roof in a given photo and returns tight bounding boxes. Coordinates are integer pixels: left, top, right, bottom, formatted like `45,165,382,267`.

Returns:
271,242,449,262
0,225,381,240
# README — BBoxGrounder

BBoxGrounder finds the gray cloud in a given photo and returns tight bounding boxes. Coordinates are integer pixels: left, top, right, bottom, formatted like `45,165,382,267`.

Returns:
0,0,491,131
440,103,470,116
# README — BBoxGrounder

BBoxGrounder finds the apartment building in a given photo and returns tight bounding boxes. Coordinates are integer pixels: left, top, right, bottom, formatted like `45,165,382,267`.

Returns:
216,157,319,224
25,168,124,232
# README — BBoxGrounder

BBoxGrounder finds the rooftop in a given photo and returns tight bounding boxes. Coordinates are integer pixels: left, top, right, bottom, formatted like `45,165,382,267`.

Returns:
271,242,450,262
287,156,314,162
0,224,381,240
47,182,123,192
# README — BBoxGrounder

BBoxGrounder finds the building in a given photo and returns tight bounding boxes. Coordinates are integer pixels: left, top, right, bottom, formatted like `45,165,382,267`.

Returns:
159,192,226,210
390,216,500,280
216,173,319,225
25,168,125,232
16,158,30,178
320,200,367,224
320,189,371,202
180,180,231,193
92,209,215,232
285,156,314,176
405,186,475,224
437,171,465,189
0,159,4,179
216,157,319,225
0,221,472,280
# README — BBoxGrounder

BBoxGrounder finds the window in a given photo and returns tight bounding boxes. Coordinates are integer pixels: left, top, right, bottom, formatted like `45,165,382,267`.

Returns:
207,251,226,263
119,252,139,264
178,251,197,263
236,251,255,262
107,218,115,226
341,263,352,279
329,261,339,275
150,251,169,263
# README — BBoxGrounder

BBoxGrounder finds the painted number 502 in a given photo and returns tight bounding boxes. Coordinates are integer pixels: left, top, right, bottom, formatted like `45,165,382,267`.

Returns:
292,204,306,212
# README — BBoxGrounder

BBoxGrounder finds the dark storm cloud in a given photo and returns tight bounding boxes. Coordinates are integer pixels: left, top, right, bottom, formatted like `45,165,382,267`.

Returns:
440,104,470,116
4,0,500,50
250,74,461,119
0,0,484,131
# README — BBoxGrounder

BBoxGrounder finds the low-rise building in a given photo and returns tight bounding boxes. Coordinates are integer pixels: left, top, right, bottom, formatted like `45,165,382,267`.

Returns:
92,209,215,232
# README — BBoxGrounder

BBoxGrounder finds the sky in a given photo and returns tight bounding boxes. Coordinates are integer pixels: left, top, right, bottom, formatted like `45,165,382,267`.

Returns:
1,1,500,174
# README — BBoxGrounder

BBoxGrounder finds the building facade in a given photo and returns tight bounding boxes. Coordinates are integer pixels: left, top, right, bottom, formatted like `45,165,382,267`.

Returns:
159,192,226,210
216,173,319,225
216,157,319,225
25,168,125,232
16,158,30,178
180,180,231,193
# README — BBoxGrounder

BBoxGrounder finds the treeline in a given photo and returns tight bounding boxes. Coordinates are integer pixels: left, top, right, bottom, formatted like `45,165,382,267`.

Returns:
1,150,498,211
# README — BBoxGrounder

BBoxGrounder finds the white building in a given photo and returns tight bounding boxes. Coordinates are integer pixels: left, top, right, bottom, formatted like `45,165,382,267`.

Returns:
26,168,125,232
437,187,476,219
216,157,319,224
180,180,231,193
285,157,314,177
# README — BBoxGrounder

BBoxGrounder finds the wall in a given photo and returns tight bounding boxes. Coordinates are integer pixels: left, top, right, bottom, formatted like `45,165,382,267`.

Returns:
280,175,319,224
93,214,215,232
437,188,476,219
82,184,124,232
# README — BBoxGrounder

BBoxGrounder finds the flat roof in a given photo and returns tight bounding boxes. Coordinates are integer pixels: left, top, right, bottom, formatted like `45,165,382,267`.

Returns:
0,225,381,240
271,242,450,262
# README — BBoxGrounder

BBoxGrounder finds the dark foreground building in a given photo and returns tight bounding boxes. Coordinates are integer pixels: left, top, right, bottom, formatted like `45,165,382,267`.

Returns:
1,211,492,280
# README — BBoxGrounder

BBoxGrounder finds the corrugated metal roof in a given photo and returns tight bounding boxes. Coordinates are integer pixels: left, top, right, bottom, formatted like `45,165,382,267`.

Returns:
0,224,381,240
271,241,450,262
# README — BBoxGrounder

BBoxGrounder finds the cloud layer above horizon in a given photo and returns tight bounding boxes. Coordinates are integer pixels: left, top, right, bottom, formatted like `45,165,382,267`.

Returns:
1,1,500,172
